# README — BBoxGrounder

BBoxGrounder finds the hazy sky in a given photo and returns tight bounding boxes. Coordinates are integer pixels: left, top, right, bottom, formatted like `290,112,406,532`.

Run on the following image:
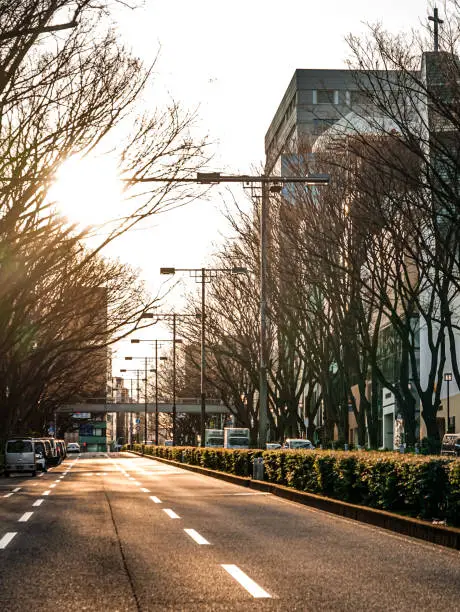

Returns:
54,0,434,361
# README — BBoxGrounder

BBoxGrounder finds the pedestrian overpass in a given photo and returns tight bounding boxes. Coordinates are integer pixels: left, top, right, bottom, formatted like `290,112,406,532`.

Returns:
57,398,229,415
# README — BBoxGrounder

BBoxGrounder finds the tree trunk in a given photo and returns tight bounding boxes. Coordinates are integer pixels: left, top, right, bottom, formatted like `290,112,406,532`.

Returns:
366,374,380,449
420,391,440,441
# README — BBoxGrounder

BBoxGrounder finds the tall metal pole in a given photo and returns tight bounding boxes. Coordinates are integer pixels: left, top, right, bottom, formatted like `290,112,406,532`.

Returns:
447,378,451,433
136,369,140,443
155,340,159,445
144,356,148,443
200,268,206,447
258,178,269,448
172,314,177,445
130,379,133,445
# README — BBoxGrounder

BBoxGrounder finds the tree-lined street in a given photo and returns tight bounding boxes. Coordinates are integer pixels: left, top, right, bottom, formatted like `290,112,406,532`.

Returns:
1,452,459,611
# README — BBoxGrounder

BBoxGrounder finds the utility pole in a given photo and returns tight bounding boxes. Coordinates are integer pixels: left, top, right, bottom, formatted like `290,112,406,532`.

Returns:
160,266,247,446
172,314,177,445
259,179,269,447
144,356,148,443
155,341,159,445
201,268,206,447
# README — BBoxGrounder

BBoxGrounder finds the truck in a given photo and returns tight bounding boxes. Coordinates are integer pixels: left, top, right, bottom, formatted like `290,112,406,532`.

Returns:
224,427,250,449
205,429,224,447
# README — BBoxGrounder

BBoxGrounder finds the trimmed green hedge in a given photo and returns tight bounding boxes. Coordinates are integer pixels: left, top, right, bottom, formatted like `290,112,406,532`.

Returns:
128,444,460,526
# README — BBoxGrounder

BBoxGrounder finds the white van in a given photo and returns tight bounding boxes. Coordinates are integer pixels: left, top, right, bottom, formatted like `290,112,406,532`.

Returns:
283,438,315,450
4,438,38,477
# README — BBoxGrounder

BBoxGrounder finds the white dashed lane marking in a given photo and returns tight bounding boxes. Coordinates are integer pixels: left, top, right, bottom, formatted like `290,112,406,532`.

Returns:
43,490,51,496
32,499,44,507
184,529,210,545
140,488,150,493
163,509,180,519
12,488,21,493
150,496,162,504
0,532,17,549
221,565,271,599
18,512,33,523
3,493,13,498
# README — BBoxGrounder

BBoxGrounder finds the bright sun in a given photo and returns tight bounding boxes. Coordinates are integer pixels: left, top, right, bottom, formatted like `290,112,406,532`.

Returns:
49,154,124,228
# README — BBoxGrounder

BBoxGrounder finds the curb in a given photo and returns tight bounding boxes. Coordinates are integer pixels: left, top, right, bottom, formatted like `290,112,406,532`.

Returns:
128,451,460,550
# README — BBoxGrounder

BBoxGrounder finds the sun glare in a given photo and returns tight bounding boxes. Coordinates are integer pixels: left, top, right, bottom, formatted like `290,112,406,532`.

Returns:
49,155,124,228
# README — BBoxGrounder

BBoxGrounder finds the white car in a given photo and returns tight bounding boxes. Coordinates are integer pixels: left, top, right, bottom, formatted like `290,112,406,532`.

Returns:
283,438,315,450
266,443,282,450
66,442,80,453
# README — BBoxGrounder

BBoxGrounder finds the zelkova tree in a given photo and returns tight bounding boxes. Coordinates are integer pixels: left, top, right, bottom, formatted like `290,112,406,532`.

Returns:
277,149,381,447
0,2,208,434
338,4,460,442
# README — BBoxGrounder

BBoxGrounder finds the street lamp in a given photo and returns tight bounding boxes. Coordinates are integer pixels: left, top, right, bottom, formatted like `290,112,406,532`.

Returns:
160,266,247,447
141,312,193,445
131,339,172,444
124,356,156,443
120,367,152,443
130,171,329,448
444,372,453,433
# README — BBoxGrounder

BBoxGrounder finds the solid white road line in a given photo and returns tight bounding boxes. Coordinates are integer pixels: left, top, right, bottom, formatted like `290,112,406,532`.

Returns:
0,532,17,549
43,490,51,496
221,565,271,599
184,529,210,545
149,496,162,504
3,493,13,498
18,512,33,522
12,488,21,493
163,509,180,519
32,499,44,507
140,488,150,493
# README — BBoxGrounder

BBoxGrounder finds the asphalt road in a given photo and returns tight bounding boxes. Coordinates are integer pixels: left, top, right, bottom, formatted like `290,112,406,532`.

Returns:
0,452,459,612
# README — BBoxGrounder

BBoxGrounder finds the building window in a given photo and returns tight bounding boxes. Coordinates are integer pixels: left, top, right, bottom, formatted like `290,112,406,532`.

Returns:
350,90,370,106
316,89,336,104
312,118,337,134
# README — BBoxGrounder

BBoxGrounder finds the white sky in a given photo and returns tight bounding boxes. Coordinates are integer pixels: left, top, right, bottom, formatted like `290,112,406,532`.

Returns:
52,0,433,366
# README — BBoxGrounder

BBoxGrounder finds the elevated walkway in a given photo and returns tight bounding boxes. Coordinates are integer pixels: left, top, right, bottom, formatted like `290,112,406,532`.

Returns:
58,398,228,415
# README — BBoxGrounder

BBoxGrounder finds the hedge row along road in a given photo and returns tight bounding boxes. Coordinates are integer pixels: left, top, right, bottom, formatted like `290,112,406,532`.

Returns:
131,445,460,527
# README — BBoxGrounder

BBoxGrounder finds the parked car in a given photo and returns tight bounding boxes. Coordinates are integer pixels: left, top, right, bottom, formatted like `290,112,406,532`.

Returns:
164,440,173,447
4,438,38,477
266,443,282,450
66,442,80,454
32,440,48,472
441,433,460,457
42,439,53,465
58,439,67,459
283,438,315,450
55,440,66,463
42,438,60,465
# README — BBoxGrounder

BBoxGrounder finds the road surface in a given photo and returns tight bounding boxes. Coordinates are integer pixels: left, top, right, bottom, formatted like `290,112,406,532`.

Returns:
0,452,459,611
